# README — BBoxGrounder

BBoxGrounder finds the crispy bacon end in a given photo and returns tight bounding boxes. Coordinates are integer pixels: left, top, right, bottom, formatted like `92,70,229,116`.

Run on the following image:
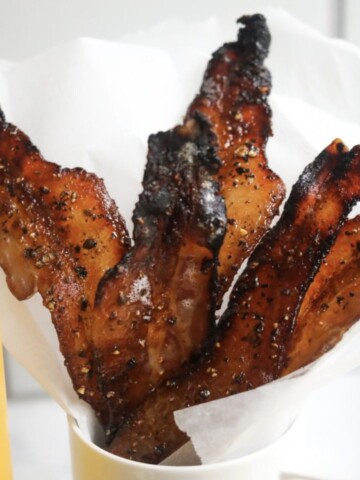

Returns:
284,214,360,374
186,14,285,304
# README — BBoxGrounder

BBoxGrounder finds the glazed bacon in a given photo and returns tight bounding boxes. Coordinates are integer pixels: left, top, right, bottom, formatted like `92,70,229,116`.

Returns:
0,116,226,427
108,140,360,463
186,14,285,304
0,119,130,420
91,13,285,430
284,214,360,373
0,15,285,431
93,118,226,430
2,13,359,468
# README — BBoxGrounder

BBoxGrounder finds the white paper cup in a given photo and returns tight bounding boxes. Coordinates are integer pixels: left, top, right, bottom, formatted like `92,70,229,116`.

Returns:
68,415,284,480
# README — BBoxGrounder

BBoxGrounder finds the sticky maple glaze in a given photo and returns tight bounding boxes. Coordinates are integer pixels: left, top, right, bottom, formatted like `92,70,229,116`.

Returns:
93,121,226,433
109,140,360,464
186,14,285,304
284,215,360,374
0,120,130,420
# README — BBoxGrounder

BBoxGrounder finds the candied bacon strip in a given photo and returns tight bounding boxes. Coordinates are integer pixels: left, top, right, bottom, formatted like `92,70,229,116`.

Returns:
186,14,285,304
3,133,130,308
0,119,130,420
284,214,360,374
91,14,284,433
92,118,226,431
109,139,360,463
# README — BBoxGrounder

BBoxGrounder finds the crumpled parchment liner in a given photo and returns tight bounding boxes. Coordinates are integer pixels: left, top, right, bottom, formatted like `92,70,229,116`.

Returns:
1,8,360,465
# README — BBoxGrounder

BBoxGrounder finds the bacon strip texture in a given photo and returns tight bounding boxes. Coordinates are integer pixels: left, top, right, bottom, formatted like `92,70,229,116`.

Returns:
91,12,284,434
3,14,356,467
108,139,360,464
186,14,285,304
0,15,285,432
284,214,360,373
0,119,130,421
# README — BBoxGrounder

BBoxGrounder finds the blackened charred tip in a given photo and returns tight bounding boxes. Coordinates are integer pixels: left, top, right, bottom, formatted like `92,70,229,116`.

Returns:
236,14,271,63
349,144,360,158
336,141,346,153
0,106,5,122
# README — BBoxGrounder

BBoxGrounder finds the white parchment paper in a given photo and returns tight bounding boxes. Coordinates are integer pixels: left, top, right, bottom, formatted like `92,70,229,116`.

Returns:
1,8,360,465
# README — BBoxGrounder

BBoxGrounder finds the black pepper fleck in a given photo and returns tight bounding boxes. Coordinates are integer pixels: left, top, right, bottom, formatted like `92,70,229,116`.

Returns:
127,358,138,369
74,266,88,278
83,238,97,249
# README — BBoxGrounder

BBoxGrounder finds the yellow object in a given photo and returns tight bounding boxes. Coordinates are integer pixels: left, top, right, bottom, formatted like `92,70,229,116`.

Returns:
0,331,12,480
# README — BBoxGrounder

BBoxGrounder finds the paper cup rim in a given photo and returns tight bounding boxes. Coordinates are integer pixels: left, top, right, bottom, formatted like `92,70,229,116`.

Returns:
68,414,288,471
